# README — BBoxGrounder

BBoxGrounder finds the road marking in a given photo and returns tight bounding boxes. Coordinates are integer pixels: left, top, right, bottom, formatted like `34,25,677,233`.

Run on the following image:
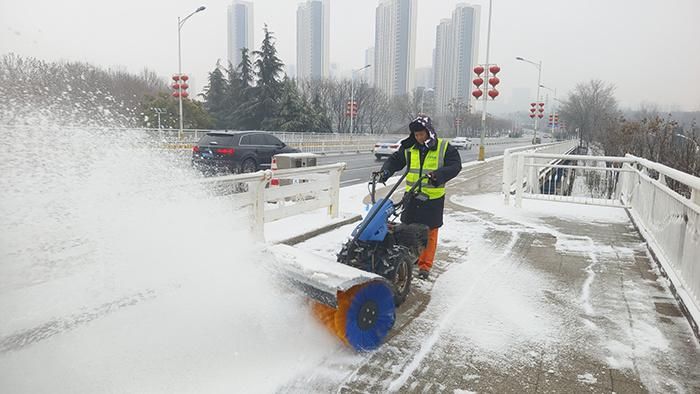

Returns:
340,178,362,185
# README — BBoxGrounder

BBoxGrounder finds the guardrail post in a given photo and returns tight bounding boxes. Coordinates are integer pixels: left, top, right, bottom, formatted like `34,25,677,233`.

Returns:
328,168,341,218
528,156,537,193
251,170,272,242
503,150,512,205
515,153,525,208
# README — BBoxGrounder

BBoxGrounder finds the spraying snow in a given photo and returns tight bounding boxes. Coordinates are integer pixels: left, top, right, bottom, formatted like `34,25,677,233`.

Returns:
0,123,338,393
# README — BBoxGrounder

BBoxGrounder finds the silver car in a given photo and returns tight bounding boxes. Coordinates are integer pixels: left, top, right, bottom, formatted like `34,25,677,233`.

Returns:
373,140,402,160
451,137,472,150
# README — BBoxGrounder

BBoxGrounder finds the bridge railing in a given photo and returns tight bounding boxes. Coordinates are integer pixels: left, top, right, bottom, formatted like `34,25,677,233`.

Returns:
506,150,700,337
188,163,345,241
502,140,579,203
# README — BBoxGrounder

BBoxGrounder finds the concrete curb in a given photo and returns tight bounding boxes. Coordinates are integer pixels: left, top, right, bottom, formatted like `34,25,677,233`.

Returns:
277,214,363,246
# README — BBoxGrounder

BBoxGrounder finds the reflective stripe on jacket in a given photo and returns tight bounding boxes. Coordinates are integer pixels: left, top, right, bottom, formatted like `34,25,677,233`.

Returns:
405,138,449,199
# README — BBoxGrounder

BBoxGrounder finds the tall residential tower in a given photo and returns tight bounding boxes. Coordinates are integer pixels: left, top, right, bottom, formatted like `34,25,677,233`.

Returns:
433,3,480,114
296,0,330,80
374,0,417,97
227,1,254,67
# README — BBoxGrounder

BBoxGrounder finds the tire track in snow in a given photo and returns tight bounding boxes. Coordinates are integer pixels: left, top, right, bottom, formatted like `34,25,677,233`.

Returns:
387,221,521,392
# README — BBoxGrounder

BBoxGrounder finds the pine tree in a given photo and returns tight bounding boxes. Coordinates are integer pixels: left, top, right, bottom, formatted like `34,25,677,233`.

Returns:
202,62,228,128
252,25,285,129
238,48,254,88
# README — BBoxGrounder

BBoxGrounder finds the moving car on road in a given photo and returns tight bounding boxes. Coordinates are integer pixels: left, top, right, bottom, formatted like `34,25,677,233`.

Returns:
373,139,402,160
450,137,473,150
192,131,299,175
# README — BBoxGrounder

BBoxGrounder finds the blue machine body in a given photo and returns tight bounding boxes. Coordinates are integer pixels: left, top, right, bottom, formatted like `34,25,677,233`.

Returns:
354,198,395,242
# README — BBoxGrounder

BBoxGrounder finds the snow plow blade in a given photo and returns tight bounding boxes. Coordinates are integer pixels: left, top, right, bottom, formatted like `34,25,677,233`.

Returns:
268,244,396,351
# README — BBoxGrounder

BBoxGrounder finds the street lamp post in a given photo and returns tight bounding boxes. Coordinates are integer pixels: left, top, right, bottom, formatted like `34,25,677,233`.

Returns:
540,84,557,137
177,5,206,140
516,56,542,143
675,133,700,151
350,64,371,134
478,0,494,161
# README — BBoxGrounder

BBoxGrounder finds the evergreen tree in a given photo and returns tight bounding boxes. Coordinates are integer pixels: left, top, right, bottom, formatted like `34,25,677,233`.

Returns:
252,25,285,129
238,48,254,88
202,62,228,128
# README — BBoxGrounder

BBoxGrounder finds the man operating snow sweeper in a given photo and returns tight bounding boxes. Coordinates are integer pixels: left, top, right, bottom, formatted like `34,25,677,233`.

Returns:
374,115,462,280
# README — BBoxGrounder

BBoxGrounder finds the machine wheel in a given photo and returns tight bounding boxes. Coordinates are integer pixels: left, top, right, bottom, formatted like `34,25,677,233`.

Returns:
389,249,413,307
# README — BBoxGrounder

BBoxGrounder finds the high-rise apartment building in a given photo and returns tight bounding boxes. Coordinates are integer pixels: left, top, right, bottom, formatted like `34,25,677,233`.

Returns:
364,46,375,86
227,1,254,68
374,0,417,97
296,0,330,80
433,4,480,114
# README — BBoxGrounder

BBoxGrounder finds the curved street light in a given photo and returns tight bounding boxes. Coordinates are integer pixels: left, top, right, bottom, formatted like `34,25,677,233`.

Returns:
350,64,371,134
675,133,700,152
177,5,206,140
516,56,542,143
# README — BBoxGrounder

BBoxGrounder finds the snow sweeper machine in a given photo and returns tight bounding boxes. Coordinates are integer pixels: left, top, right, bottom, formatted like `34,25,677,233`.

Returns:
270,171,430,351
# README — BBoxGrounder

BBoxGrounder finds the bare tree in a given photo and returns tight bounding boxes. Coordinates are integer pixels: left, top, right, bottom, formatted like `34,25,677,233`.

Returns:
559,80,619,147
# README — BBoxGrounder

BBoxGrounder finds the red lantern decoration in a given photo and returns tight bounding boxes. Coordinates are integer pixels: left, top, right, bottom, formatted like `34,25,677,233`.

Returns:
180,75,189,81
529,108,536,113
172,91,180,98
172,75,180,81
488,77,500,87
181,91,189,98
473,78,483,87
472,89,483,99
538,108,545,113
172,83,180,90
489,65,500,75
180,83,189,90
529,113,536,118
537,113,544,118
538,102,545,106
530,102,536,107
473,66,484,76
488,89,499,99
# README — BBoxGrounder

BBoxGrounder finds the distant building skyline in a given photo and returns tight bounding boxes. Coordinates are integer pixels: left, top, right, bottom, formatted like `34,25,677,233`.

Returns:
364,46,375,86
374,0,417,97
433,3,480,114
226,1,254,68
296,0,330,81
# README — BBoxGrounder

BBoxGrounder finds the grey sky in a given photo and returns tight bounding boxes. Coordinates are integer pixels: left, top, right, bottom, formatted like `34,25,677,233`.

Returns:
2,0,699,112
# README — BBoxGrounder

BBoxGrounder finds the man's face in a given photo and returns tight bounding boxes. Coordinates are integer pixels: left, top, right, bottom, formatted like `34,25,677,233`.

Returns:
414,129,428,145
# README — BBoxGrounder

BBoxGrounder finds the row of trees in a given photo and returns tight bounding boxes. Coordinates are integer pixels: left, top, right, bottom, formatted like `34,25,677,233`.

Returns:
0,53,171,127
559,79,699,177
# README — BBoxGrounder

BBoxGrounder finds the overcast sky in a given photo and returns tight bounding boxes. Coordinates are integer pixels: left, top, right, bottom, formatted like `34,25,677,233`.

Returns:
2,0,699,112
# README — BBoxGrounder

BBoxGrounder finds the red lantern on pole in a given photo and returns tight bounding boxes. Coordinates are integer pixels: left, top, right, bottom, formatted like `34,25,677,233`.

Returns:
473,77,483,87
529,113,536,118
180,75,189,81
538,108,545,113
538,102,545,107
180,83,189,90
530,102,536,107
529,108,536,113
473,66,484,76
172,91,180,98
488,89,499,99
489,65,500,75
472,89,483,99
172,83,180,90
172,75,181,81
537,113,544,118
488,77,500,87
181,91,189,98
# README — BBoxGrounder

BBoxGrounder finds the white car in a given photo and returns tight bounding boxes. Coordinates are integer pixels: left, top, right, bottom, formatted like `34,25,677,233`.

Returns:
373,140,402,160
451,137,472,150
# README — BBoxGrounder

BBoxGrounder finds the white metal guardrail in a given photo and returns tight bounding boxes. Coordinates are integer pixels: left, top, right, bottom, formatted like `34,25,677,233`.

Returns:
505,150,700,337
191,163,345,241
502,140,579,204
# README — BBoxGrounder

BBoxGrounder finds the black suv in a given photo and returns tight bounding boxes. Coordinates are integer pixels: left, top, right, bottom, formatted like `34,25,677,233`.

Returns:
192,131,299,175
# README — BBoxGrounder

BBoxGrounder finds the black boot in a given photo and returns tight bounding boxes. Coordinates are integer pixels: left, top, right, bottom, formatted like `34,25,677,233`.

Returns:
418,269,429,280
